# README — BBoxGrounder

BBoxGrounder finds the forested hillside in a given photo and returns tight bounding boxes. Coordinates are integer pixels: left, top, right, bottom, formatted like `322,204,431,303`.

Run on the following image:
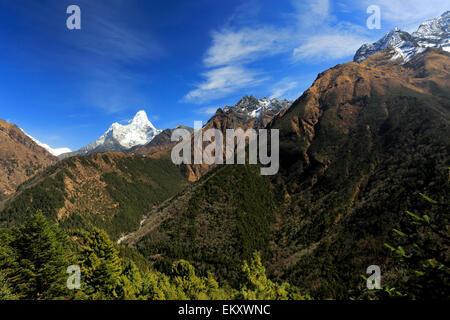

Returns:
0,152,188,239
0,211,308,300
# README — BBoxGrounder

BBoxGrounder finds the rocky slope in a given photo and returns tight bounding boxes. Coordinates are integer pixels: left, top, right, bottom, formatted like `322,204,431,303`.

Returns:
219,96,292,129
269,48,449,297
22,131,71,156
0,119,58,200
131,96,292,182
184,96,292,181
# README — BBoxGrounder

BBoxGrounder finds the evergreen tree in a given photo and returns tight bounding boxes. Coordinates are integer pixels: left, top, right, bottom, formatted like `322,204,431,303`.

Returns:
141,270,185,300
0,228,15,280
117,261,143,299
380,192,449,299
0,272,16,300
238,252,308,300
78,228,122,299
170,259,230,300
7,211,72,299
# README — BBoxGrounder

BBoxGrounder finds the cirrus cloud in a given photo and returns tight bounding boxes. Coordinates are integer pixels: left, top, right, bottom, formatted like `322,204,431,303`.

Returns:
185,0,436,104
183,65,267,103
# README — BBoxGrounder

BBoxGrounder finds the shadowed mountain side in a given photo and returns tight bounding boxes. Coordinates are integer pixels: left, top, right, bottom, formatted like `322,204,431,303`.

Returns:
266,48,449,297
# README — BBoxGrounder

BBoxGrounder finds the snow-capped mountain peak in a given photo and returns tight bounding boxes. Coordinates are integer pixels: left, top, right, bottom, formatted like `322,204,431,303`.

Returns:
103,110,161,149
130,110,157,130
21,130,71,156
60,110,161,158
354,11,449,63
413,11,449,40
212,96,293,129
224,96,292,119
412,11,450,50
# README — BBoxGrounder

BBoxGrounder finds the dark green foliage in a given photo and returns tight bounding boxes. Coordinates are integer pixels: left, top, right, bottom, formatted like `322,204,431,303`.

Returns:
0,154,188,240
238,252,309,300
0,272,16,300
378,190,449,299
1,210,304,300
76,228,123,299
1,211,73,299
0,172,67,226
135,164,278,285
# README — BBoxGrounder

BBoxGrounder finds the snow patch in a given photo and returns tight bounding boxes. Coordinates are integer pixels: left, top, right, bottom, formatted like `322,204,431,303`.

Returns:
354,11,449,63
21,130,71,156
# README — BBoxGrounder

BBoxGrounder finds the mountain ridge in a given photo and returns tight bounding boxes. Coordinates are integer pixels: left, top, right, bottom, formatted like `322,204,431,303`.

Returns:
354,11,449,63
0,119,58,201
21,130,71,156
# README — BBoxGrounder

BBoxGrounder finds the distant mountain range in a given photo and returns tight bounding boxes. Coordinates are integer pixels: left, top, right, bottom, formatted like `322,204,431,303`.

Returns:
60,96,292,159
123,47,450,298
354,11,449,63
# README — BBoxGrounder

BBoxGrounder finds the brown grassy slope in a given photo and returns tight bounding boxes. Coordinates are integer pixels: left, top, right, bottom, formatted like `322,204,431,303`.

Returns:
0,119,57,200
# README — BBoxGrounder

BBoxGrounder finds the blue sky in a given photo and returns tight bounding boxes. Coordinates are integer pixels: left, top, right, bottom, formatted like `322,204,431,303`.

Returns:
0,0,448,150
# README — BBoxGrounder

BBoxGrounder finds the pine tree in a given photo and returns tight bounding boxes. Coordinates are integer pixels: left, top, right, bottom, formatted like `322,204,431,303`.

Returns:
380,192,449,299
0,272,16,300
117,261,143,299
238,252,308,300
0,228,15,280
140,270,186,300
78,228,122,299
170,259,231,299
7,211,72,299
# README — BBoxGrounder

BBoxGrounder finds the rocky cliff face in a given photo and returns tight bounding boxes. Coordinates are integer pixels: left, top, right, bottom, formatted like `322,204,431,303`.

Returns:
130,125,194,157
220,96,292,129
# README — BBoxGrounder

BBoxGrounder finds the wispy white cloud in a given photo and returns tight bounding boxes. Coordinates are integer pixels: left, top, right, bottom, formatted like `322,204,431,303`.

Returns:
293,30,369,61
25,0,164,114
183,65,267,103
291,0,331,27
196,106,220,116
184,0,376,103
204,27,290,67
270,79,299,99
184,25,290,103
186,0,446,103
224,0,263,27
291,1,371,62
